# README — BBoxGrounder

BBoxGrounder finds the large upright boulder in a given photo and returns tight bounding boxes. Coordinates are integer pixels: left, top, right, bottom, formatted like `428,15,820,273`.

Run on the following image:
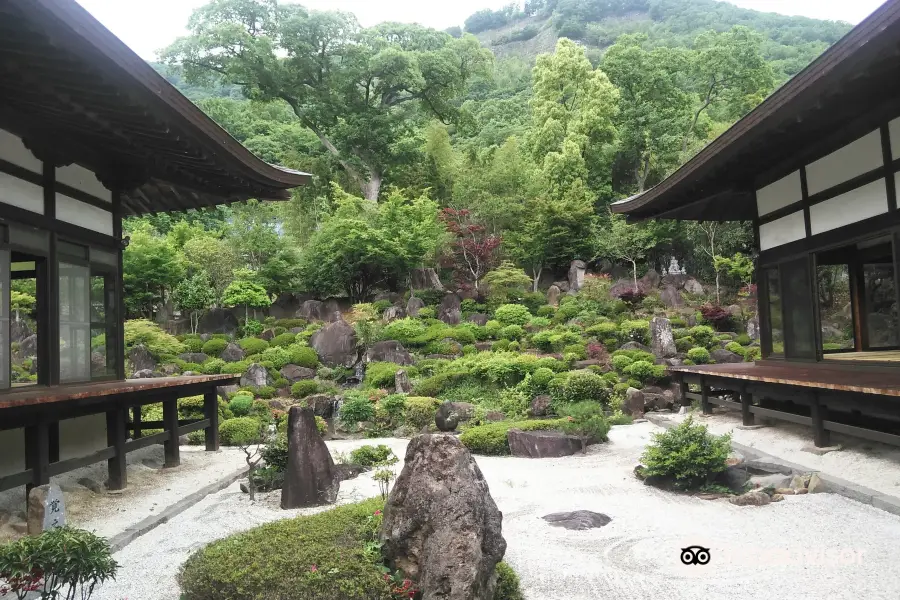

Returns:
410,268,445,291
366,340,413,366
281,407,339,508
382,306,406,322
568,260,587,292
381,435,506,600
240,363,273,389
683,277,705,295
280,364,316,383
546,285,561,307
438,293,462,325
297,300,329,322
127,344,156,374
198,309,239,335
220,343,245,363
10,320,31,344
310,319,358,368
650,317,677,358
660,285,684,308
638,268,661,292
406,296,426,318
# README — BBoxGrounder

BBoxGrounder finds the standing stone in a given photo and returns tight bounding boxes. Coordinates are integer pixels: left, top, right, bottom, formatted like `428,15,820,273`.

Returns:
395,370,412,394
310,318,359,367
625,388,645,418
381,435,506,600
280,364,317,383
638,268,661,292
382,306,406,322
366,340,414,365
683,277,705,295
508,429,585,458
406,296,426,318
568,260,587,292
747,316,760,341
281,407,340,509
127,344,157,374
410,268,445,291
438,293,462,325
546,285,561,307
240,363,274,389
27,484,66,535
650,317,677,359
197,308,240,335
660,285,684,308
467,314,489,326
297,299,329,322
219,342,245,363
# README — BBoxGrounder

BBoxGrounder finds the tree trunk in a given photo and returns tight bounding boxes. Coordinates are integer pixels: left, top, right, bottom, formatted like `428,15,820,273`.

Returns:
245,305,249,325
632,260,638,293
635,156,651,193
532,265,543,292
362,170,383,201
715,271,721,305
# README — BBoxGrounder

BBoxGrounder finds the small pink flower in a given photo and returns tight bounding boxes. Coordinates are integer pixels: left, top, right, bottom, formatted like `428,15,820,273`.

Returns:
374,510,383,516
310,565,318,573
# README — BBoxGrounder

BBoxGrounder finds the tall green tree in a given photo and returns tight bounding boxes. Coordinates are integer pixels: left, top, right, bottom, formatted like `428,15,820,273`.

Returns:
164,1,492,200
123,223,185,318
173,271,218,333
594,213,661,292
221,270,272,323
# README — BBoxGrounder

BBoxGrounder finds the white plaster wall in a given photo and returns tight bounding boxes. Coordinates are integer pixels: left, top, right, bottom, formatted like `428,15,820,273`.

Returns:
756,171,802,216
59,414,107,462
806,129,883,195
0,428,26,479
0,170,45,214
0,129,42,173
759,210,806,250
809,178,889,235
56,194,114,236
56,164,112,203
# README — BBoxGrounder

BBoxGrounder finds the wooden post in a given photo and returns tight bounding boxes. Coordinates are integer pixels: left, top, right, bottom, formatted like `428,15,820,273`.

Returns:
204,390,219,452
132,406,142,439
106,406,128,490
740,388,754,426
678,375,689,408
24,420,50,494
163,398,180,468
810,392,830,447
700,377,712,415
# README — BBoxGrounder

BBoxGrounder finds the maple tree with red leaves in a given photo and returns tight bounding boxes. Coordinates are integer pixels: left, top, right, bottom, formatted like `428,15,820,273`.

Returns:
440,208,502,291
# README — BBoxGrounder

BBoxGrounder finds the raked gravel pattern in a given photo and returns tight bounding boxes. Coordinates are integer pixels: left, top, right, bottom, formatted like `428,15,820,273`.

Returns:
95,426,900,600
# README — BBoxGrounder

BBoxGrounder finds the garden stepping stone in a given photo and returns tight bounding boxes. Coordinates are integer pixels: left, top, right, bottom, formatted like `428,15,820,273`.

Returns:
542,510,611,530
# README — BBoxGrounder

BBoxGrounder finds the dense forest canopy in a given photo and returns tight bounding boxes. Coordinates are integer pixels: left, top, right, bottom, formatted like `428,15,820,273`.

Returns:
129,0,842,318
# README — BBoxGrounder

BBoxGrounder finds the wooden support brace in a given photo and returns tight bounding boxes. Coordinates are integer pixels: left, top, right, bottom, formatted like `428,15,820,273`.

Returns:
106,406,128,490
700,377,712,415
131,406,142,439
204,390,219,452
24,420,50,495
678,375,689,407
162,398,180,468
740,388,754,426
809,392,830,448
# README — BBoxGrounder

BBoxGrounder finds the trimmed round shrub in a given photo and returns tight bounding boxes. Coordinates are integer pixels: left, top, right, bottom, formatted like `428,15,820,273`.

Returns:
183,337,204,353
238,337,269,355
221,361,250,376
270,332,298,348
258,346,292,369
558,401,611,443
178,395,205,420
288,345,319,369
675,336,694,353
560,371,609,404
255,386,276,400
349,444,395,467
531,367,555,388
339,394,376,427
291,380,319,399
725,341,743,354
201,338,228,357
622,360,664,385
219,417,263,445
743,346,761,361
499,325,525,341
178,498,392,599
527,316,551,329
492,339,511,352
494,304,532,326
484,320,502,338
380,318,427,345
228,394,254,416
611,354,634,372
507,341,520,352
274,318,307,329
618,320,650,345
735,333,752,346
200,358,225,375
417,306,436,319
640,416,732,488
562,343,587,360
364,362,404,389
687,347,711,364
403,396,441,429
689,325,717,348
536,305,556,318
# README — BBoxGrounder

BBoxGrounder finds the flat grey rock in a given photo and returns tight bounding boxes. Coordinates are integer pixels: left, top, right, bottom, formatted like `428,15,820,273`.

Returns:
542,510,612,530
801,444,841,455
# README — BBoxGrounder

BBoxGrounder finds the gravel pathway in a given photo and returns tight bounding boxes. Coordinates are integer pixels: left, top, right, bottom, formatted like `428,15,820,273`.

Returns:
656,408,900,497
94,427,900,600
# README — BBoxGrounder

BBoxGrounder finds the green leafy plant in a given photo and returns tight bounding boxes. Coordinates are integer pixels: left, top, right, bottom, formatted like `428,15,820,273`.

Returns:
364,362,405,389
339,393,376,428
403,397,441,429
640,416,732,489
228,395,254,417
0,526,118,600
494,304,532,326
238,337,269,356
291,380,319,399
349,444,396,467
558,401,611,446
459,419,566,455
124,319,186,358
686,347,711,364
219,417,264,446
201,337,228,357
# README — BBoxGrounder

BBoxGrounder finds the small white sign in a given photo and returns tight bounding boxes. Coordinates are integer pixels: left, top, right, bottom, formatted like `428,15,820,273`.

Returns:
42,484,66,530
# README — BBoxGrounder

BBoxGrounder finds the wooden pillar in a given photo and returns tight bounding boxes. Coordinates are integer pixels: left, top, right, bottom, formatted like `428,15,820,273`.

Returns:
163,398,180,468
131,406,142,439
740,389,754,426
678,375,689,407
810,392,830,447
106,406,128,490
700,377,712,415
204,390,219,452
24,420,50,494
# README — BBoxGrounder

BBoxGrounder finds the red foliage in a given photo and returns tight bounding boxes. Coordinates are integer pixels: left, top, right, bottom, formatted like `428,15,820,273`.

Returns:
587,343,609,362
440,208,501,289
700,303,734,330
616,288,646,307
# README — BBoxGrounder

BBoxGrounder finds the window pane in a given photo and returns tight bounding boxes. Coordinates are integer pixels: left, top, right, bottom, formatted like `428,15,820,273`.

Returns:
864,261,898,348
60,262,90,383
766,268,784,357
782,259,816,359
90,270,118,379
817,264,854,351
91,276,105,322
0,249,8,389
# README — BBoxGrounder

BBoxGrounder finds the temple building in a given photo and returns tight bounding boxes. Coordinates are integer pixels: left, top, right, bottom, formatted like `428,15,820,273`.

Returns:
0,0,308,494
613,0,900,447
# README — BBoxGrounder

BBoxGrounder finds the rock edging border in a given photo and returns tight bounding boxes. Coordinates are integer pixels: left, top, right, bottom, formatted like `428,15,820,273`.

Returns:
643,415,900,518
108,465,249,552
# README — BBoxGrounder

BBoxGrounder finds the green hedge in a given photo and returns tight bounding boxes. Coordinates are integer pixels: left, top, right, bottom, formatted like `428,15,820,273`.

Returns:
459,419,566,455
218,417,263,446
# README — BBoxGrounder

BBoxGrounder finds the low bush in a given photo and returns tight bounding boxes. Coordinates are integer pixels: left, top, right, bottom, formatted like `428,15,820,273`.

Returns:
688,325,717,348
499,325,525,341
735,333,752,345
291,380,319,399
183,337,204,353
558,401,611,444
259,346,293,369
536,305,556,318
219,417,264,446
492,339,510,352
618,320,650,345
494,561,524,600
459,419,566,455
124,319,185,357
622,360,665,385
484,320,502,338
375,394,407,429
611,354,633,371
270,332,298,348
494,304,532,326
274,318,307,329
743,346,761,361
414,372,465,397
288,345,319,369
725,341,743,354
228,395,254,417
238,337,269,356
417,306,436,319
403,396,441,429
531,367,555,389
686,347,711,364
178,498,393,600
381,318,427,345
364,362,404,389
640,416,732,489
339,393,376,428
199,358,225,375
551,370,610,405
348,444,395,467
674,336,694,353
201,338,228,357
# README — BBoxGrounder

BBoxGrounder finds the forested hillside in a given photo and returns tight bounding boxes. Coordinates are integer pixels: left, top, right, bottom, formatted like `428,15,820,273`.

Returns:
130,0,847,322
461,0,850,80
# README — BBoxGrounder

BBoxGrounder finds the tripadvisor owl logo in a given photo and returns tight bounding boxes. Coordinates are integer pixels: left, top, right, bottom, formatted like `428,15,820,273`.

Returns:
681,546,711,565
